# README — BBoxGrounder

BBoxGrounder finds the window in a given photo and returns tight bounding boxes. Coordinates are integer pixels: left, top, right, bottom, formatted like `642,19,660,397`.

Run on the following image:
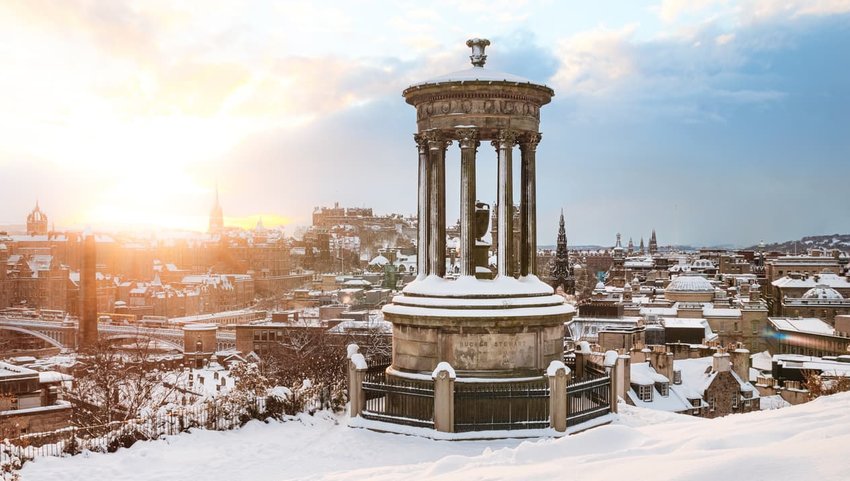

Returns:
638,384,653,402
732,393,739,409
751,321,759,335
655,382,669,397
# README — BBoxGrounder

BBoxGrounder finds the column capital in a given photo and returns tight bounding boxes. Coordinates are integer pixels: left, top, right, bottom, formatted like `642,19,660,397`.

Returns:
413,133,429,152
455,128,480,150
421,130,452,150
490,129,519,149
519,132,542,152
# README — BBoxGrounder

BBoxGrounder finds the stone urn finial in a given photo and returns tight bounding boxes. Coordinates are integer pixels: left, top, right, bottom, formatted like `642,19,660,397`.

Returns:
466,38,490,67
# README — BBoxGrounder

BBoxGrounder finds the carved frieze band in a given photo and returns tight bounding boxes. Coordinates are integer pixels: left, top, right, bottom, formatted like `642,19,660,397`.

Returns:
416,99,541,122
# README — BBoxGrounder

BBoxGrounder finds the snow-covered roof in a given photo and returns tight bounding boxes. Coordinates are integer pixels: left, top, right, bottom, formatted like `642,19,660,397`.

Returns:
666,274,713,292
409,66,541,88
772,273,850,289
368,254,390,266
768,317,835,336
802,284,843,300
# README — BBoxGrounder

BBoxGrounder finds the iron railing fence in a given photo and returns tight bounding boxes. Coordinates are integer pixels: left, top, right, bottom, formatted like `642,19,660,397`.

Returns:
567,375,612,426
454,379,550,433
361,366,434,428
0,398,268,470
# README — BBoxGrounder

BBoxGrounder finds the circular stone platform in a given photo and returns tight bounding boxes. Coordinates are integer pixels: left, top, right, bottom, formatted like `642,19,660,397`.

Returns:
383,275,574,379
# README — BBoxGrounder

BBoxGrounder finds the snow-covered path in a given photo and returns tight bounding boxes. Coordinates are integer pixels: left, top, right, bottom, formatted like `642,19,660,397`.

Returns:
21,392,850,481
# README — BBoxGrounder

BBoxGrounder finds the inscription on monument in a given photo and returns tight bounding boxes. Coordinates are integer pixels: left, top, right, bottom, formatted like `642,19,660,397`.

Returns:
448,332,537,371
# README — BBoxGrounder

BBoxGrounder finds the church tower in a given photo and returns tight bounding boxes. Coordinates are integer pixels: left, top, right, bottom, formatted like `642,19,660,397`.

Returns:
26,201,48,236
208,186,224,234
548,209,575,294
649,229,658,254
639,236,645,254
608,233,626,288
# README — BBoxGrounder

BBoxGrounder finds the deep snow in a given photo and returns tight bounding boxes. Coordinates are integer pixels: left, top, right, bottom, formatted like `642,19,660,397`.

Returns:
20,392,850,481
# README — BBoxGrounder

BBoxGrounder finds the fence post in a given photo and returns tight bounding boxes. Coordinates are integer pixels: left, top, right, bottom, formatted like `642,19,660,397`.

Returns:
613,353,631,412
603,350,619,414
574,341,590,380
432,362,456,433
348,344,368,418
547,360,569,433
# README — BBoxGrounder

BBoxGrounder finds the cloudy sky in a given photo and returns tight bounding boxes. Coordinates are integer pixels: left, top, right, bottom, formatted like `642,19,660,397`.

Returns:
0,0,848,246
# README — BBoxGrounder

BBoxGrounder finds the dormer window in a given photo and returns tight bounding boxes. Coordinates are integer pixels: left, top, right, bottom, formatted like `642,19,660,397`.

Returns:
633,383,653,402
655,381,669,397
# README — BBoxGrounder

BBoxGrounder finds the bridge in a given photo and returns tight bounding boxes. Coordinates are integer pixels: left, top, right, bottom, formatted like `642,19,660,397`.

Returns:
0,317,236,353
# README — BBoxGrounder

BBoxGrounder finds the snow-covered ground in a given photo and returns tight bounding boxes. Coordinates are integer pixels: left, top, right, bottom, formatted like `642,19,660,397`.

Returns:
21,392,850,481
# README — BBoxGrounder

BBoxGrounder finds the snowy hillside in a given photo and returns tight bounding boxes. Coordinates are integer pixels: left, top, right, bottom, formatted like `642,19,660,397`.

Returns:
747,233,850,252
21,392,850,481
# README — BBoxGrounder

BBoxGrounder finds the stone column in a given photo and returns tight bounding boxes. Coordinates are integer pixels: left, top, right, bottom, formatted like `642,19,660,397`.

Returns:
547,360,569,433
432,363,456,433
519,133,541,277
456,128,479,277
427,133,450,277
414,134,430,278
492,130,517,278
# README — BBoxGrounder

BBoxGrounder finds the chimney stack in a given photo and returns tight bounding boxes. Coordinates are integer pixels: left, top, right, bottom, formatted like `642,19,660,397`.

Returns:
79,230,98,349
712,352,731,373
731,346,750,381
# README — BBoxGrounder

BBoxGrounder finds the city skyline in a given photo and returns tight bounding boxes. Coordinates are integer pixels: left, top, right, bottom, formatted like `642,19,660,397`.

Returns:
0,1,848,246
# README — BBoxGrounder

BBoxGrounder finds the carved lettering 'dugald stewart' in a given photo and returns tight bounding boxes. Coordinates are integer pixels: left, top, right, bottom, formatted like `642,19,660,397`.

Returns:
382,39,574,381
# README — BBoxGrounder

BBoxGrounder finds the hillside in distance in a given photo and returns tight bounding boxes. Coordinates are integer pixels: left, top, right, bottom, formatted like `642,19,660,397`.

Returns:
747,234,850,253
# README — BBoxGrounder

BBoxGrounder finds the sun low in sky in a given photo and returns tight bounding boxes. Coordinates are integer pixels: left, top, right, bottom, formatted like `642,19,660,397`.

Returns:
1,0,848,245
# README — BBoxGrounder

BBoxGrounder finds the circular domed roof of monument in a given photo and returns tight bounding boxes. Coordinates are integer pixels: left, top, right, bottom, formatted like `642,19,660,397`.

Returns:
667,274,713,292
403,38,554,106
407,38,551,90
802,284,843,300
594,281,605,290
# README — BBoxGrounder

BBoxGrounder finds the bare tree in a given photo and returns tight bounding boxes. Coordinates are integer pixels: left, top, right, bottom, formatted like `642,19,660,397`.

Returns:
66,339,184,427
802,370,850,399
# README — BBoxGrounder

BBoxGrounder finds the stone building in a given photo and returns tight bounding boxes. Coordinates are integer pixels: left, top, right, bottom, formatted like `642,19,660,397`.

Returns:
0,361,72,436
765,317,850,357
624,348,759,418
777,284,850,323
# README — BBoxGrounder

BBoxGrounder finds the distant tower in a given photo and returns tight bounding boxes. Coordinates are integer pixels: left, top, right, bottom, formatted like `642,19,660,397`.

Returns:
26,201,48,236
79,231,98,349
548,210,575,294
609,233,626,288
627,237,634,254
639,237,645,254
649,229,658,254
209,185,224,234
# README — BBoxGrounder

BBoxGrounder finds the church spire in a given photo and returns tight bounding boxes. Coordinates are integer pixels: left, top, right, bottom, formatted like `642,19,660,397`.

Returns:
649,228,658,254
548,209,574,294
209,183,224,234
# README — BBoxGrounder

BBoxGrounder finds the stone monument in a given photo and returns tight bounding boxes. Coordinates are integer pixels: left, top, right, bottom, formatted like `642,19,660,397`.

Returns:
383,39,574,381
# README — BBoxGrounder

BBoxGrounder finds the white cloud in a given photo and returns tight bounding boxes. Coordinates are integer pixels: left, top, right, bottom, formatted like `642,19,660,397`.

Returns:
551,24,638,95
